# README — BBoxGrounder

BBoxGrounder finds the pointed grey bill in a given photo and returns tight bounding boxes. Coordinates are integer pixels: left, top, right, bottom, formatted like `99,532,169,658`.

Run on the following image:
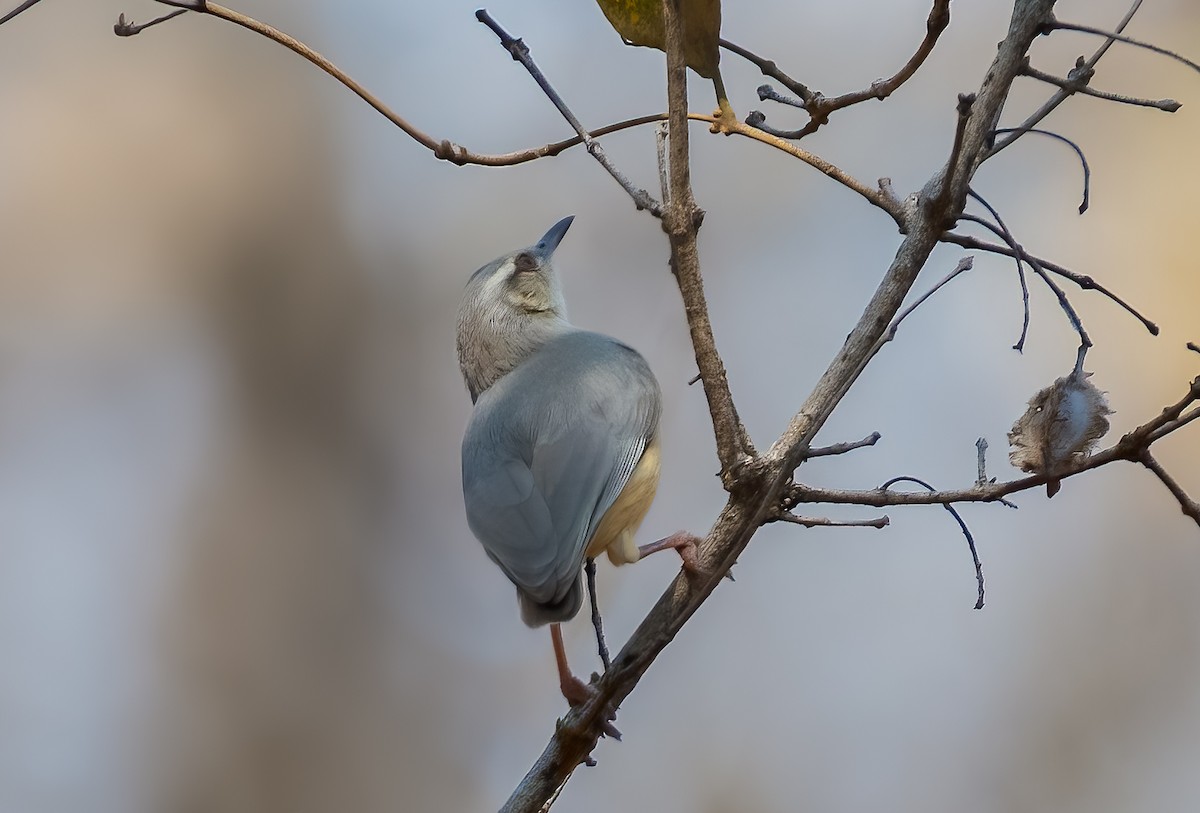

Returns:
533,215,574,259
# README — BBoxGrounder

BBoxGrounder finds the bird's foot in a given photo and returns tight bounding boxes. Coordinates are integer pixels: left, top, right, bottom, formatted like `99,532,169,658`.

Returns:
559,672,621,741
637,530,712,576
709,98,739,135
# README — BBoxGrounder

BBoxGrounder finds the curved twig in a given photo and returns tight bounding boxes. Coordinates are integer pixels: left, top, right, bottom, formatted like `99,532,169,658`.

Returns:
879,476,986,609
742,0,951,140
941,232,1159,335
990,126,1091,213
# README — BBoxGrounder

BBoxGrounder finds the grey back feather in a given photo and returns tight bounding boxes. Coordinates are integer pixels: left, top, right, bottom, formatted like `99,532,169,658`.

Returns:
461,330,661,626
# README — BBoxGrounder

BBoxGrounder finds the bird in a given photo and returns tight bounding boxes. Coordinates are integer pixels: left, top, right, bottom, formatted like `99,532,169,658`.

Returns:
456,216,697,714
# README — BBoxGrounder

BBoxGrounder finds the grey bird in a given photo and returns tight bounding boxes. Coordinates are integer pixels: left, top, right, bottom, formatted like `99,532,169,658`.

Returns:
457,216,695,708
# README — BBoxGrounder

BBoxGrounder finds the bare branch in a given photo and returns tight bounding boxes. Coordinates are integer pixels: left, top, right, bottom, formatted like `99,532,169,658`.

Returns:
475,10,662,215
658,25,755,479
879,476,986,609
941,232,1159,335
0,0,44,26
745,0,951,139
990,126,1091,213
1021,61,1181,112
1139,451,1200,526
960,191,1092,354
719,38,814,104
879,256,975,349
790,375,1200,509
113,9,187,35
774,513,890,529
584,559,611,673
723,120,906,224
806,432,883,459
1045,20,1200,75
991,0,1145,156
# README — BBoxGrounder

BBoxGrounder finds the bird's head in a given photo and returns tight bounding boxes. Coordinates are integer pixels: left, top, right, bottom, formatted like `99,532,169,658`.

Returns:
456,216,575,401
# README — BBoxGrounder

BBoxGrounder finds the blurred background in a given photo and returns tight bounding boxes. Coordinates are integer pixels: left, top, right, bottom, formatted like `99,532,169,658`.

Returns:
0,0,1197,810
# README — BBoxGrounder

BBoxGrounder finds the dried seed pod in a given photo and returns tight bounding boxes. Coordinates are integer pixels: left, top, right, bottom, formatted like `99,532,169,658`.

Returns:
1008,370,1112,497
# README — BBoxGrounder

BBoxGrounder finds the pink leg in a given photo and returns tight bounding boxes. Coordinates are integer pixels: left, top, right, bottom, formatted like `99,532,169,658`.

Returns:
637,530,705,573
550,624,621,740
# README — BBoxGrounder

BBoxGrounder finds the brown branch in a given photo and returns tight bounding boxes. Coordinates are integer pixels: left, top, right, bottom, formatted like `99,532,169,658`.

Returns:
941,232,1159,334
721,120,905,224
990,0,1145,157
475,10,662,215
1045,20,1200,75
0,0,44,26
789,375,1200,508
774,513,890,529
108,1,713,169
113,9,187,35
878,476,986,609
806,432,883,459
990,126,1091,213
719,38,814,103
880,257,974,349
744,0,951,140
1021,61,1181,112
1139,451,1200,526
507,4,1062,810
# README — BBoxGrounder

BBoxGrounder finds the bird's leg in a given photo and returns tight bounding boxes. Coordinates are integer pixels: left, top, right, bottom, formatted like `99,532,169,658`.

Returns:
584,558,612,672
550,623,621,740
710,70,738,134
636,530,705,573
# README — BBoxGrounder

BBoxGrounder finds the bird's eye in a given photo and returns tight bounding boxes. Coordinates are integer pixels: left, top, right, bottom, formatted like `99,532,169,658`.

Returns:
513,253,538,275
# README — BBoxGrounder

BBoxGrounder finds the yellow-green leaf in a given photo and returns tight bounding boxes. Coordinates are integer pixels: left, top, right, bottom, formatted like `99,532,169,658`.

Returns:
594,0,721,79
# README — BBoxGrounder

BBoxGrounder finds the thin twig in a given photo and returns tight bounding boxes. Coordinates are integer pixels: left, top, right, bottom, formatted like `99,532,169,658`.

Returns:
719,38,814,103
0,0,44,26
584,559,611,673
1189,341,1200,355
107,2,722,169
976,438,990,486
959,200,1031,351
935,94,977,215
655,123,671,205
806,432,882,459
881,256,975,346
113,9,187,35
1021,62,1181,112
476,10,662,215
962,191,1093,353
941,232,1159,335
1046,21,1200,75
775,513,890,529
990,126,1091,213
743,0,951,139
756,85,806,109
991,0,1145,156
880,476,986,609
1139,450,1200,526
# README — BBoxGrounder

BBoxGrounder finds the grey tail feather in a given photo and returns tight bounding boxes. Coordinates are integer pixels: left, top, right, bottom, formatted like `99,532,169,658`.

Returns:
518,577,583,627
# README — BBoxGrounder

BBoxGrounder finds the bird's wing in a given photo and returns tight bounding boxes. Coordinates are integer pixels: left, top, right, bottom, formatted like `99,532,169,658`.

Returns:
461,333,661,609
